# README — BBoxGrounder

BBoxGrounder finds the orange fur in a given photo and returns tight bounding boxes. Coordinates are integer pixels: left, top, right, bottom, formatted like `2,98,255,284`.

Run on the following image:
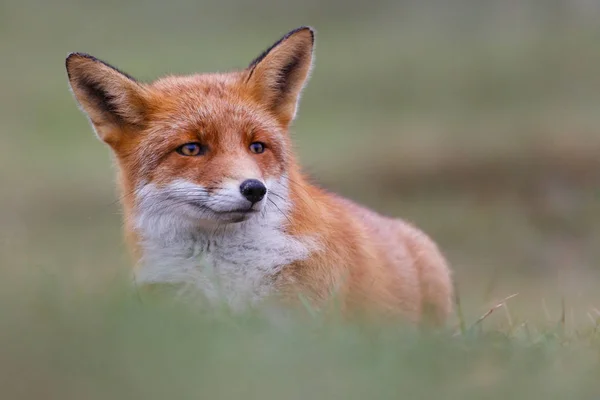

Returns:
65,27,453,323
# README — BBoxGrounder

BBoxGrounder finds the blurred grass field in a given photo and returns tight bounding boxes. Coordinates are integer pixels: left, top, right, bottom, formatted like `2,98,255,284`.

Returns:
1,0,600,398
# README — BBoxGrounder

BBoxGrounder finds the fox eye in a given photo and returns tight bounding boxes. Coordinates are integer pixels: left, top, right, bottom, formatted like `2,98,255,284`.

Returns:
176,143,207,156
249,142,265,154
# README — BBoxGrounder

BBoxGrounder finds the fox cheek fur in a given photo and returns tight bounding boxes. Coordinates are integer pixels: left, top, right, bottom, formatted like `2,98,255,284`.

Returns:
65,26,454,323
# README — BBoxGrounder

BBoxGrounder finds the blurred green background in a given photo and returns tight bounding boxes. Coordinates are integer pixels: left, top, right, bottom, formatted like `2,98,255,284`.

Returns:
1,0,600,397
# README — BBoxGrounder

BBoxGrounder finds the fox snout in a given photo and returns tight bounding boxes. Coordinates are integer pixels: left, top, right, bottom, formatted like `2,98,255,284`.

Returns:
209,178,269,219
216,177,268,212
135,177,272,230
240,179,267,204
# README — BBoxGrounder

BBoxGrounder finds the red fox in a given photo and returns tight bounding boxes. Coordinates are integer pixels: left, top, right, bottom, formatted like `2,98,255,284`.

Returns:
65,27,453,323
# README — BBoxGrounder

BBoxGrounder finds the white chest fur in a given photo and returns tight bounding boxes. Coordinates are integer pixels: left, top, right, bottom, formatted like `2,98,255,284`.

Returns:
132,177,316,311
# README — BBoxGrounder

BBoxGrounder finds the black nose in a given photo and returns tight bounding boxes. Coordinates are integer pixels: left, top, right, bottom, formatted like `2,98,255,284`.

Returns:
240,179,267,203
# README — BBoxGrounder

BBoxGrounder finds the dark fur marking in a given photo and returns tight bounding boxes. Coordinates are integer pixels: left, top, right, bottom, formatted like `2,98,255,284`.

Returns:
275,54,301,97
246,26,313,82
66,53,145,128
66,52,138,82
78,76,124,124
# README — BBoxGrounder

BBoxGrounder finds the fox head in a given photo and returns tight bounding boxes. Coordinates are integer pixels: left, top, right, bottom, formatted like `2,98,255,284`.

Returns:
66,27,314,231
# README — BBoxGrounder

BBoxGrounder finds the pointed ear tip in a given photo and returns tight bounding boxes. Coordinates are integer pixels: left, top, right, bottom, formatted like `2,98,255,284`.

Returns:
65,52,78,67
291,26,315,43
65,52,96,70
66,52,85,61
295,25,315,34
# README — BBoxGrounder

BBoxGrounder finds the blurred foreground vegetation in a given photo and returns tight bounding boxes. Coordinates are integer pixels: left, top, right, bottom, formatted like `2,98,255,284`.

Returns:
0,275,599,399
1,0,599,397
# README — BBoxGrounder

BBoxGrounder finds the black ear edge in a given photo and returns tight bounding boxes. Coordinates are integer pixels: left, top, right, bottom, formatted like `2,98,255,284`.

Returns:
65,52,139,83
248,26,315,69
65,53,144,129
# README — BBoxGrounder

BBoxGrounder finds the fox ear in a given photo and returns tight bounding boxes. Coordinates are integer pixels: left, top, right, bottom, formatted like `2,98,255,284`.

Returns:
245,27,314,127
65,53,147,144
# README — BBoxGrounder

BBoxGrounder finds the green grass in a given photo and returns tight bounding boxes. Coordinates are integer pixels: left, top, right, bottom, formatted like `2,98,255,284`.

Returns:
1,277,599,400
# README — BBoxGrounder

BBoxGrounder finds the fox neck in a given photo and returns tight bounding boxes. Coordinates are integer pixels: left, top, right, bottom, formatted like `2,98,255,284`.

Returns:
119,165,321,310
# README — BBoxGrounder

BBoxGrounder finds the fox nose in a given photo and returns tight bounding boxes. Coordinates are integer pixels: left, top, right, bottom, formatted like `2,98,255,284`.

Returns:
240,179,267,204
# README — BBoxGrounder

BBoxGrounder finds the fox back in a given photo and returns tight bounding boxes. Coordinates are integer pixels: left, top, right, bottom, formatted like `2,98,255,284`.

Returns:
66,27,453,322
